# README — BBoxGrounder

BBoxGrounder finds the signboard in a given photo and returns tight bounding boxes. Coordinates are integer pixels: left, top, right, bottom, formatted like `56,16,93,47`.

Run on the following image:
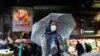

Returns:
82,28,95,35
12,7,33,32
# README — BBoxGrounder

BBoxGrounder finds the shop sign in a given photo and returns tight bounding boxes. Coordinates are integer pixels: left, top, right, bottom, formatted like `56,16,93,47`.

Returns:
12,7,33,32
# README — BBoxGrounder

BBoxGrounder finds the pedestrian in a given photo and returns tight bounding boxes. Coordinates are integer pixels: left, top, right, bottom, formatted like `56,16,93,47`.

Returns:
76,41,84,56
84,43,92,53
41,20,64,56
18,42,25,56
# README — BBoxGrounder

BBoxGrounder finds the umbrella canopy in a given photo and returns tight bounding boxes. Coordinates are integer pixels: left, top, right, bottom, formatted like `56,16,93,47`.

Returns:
31,13,76,46
15,39,32,44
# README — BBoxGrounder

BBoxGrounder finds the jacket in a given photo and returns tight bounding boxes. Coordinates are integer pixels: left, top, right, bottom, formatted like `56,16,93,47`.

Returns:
41,33,64,56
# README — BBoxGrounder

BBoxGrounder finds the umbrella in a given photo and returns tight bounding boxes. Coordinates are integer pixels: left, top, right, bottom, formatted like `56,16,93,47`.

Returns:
31,13,76,46
15,39,32,44
0,39,6,45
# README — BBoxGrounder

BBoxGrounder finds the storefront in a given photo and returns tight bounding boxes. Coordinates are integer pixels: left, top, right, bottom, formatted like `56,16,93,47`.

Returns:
67,36,100,52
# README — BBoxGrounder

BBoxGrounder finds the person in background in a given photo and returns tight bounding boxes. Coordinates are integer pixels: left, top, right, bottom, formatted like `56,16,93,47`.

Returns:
68,43,75,56
7,42,17,56
22,33,32,56
41,20,64,56
84,43,92,53
18,42,25,56
63,39,68,53
76,41,84,56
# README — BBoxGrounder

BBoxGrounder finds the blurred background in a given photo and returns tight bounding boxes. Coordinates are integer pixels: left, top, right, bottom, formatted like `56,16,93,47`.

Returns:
0,0,100,56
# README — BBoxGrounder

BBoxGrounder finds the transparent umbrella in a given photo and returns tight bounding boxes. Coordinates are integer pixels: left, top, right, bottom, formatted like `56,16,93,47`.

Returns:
31,13,76,46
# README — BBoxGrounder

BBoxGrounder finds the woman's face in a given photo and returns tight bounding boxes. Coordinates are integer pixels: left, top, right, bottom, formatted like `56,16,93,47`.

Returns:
50,21,57,32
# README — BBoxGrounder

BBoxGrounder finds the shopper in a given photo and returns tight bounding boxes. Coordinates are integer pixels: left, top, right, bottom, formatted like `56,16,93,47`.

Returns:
76,41,84,56
41,20,64,56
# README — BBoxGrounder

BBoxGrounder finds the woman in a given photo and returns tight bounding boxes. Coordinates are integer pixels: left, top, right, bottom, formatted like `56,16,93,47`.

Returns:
41,20,64,56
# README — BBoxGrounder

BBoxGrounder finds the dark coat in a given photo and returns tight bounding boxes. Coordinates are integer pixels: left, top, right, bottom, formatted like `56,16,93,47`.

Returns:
85,43,92,53
76,43,84,53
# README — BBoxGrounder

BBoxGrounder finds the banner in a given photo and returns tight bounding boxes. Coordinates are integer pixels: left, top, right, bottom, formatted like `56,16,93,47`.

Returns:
12,7,33,32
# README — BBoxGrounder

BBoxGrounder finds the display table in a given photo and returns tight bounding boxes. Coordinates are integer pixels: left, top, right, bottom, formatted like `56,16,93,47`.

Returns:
0,49,14,56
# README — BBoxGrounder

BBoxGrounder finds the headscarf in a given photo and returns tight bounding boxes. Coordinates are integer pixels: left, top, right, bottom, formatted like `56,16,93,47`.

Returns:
44,20,59,55
45,20,57,35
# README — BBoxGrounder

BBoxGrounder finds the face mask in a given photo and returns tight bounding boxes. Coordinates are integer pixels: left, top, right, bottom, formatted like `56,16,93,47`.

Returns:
50,25,57,32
